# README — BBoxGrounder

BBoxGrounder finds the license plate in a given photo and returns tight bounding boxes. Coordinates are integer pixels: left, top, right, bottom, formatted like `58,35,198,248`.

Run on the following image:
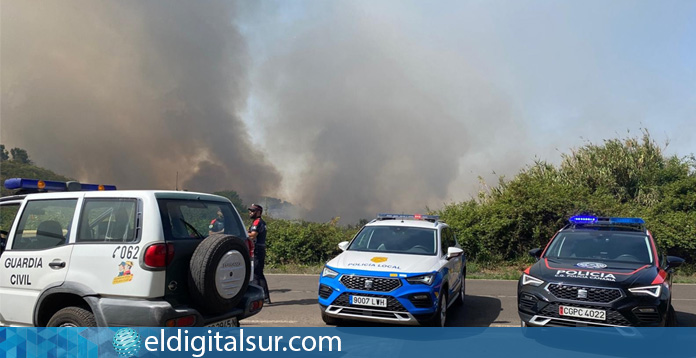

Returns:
350,295,387,307
559,306,606,321
205,317,239,327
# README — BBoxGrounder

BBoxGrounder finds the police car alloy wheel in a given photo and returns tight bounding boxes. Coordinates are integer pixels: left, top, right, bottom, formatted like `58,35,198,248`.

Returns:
432,291,447,327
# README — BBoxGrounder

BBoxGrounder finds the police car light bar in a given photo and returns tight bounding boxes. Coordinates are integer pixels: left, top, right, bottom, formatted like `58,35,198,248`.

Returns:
377,213,440,221
4,178,117,192
569,215,597,224
609,217,645,224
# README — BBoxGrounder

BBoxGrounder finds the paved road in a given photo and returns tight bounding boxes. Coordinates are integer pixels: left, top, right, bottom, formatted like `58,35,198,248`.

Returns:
243,274,696,327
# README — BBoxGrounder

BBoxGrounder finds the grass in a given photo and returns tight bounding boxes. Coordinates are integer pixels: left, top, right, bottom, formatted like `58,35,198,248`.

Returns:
266,261,696,283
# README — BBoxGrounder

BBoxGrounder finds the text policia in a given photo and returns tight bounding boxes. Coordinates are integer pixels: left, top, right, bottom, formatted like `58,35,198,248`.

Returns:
144,329,342,357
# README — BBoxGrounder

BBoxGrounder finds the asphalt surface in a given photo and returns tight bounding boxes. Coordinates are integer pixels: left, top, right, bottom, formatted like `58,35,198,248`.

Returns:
243,274,696,327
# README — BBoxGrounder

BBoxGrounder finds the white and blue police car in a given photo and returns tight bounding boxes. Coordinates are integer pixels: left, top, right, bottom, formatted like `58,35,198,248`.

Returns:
318,214,466,326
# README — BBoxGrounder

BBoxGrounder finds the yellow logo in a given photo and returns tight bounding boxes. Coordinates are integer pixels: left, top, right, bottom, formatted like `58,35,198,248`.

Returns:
371,257,388,263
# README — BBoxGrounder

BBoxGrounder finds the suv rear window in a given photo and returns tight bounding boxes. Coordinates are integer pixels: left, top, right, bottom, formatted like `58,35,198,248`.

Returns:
157,199,245,240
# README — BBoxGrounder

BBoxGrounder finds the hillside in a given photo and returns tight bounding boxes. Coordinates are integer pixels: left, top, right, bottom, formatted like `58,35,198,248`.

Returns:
0,160,74,196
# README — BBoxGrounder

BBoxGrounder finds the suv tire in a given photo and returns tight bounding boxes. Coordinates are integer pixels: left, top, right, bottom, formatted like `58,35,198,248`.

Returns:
426,291,448,327
47,307,96,327
189,234,251,314
320,310,343,326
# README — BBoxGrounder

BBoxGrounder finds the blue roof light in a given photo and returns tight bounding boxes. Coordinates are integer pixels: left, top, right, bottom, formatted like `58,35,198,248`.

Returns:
4,178,67,191
609,217,645,224
569,215,598,224
4,178,117,192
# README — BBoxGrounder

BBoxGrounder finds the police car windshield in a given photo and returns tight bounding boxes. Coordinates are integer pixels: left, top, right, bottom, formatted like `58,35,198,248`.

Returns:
544,231,653,264
348,226,437,256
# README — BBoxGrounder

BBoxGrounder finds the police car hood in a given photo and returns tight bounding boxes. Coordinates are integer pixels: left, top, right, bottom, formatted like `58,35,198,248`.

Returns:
327,250,440,273
531,258,658,286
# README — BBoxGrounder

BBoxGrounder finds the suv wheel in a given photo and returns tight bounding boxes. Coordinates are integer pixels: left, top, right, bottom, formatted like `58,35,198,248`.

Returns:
456,276,466,307
320,310,343,326
666,305,677,327
47,307,96,327
427,291,448,327
189,234,251,314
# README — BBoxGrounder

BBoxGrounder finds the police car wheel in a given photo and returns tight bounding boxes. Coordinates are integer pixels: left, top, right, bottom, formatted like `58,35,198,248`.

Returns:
320,310,342,326
667,305,677,327
427,291,448,327
47,307,96,327
189,234,251,314
457,276,466,307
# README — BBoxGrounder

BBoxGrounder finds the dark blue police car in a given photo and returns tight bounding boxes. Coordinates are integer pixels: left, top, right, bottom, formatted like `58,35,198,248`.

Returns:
518,216,684,327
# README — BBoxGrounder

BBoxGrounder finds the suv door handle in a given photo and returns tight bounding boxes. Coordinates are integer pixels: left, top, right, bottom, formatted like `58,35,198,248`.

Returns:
49,261,66,269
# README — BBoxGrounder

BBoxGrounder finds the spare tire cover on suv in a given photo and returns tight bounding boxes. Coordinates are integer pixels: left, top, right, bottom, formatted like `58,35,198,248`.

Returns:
189,234,251,314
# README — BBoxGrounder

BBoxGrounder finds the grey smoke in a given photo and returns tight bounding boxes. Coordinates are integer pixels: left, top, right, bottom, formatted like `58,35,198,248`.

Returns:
3,1,693,224
1,0,281,197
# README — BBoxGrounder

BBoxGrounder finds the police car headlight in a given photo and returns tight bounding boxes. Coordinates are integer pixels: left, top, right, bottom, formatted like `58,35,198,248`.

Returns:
406,273,435,285
522,273,544,287
629,285,662,297
322,267,339,279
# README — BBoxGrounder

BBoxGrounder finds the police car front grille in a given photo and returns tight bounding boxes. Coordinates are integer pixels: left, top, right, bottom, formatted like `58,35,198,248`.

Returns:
340,275,402,292
540,303,631,326
547,284,622,303
333,293,407,312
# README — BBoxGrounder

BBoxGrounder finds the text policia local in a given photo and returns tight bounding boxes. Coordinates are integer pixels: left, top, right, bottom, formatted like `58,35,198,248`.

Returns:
144,329,342,357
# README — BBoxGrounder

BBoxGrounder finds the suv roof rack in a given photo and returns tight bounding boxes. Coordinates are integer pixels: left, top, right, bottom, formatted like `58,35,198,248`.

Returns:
4,178,117,195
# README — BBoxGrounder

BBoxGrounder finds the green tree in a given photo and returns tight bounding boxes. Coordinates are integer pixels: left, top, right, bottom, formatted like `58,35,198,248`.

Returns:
10,148,32,165
0,145,8,161
213,190,244,212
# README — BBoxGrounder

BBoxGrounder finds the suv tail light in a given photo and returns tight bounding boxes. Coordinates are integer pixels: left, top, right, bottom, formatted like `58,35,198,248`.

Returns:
143,243,174,268
247,238,254,258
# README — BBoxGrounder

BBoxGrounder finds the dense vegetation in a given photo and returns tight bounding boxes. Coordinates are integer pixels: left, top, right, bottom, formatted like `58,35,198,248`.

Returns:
438,132,696,267
2,133,695,271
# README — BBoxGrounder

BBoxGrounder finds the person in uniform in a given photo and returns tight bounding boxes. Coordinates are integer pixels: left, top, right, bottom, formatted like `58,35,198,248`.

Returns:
247,204,270,303
208,208,225,235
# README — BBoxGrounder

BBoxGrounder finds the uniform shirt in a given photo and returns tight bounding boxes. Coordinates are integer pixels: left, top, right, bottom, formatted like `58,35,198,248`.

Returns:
249,218,267,246
209,217,225,233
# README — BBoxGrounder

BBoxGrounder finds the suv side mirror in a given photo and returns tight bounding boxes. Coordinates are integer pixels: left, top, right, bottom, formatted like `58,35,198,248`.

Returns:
338,241,349,251
666,256,684,270
529,248,542,259
447,247,464,260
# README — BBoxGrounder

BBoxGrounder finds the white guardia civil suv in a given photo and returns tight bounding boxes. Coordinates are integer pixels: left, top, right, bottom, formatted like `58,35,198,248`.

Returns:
0,178,263,327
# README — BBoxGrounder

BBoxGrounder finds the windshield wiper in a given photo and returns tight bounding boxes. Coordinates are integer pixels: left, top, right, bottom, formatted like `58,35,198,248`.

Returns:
180,218,205,240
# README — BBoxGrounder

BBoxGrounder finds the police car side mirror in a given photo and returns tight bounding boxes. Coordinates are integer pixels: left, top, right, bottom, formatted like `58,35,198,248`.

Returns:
529,248,542,259
666,256,684,270
338,241,349,251
447,247,463,260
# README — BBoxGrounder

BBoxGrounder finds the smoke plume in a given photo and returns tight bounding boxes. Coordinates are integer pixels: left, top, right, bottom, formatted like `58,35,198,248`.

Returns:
1,0,281,197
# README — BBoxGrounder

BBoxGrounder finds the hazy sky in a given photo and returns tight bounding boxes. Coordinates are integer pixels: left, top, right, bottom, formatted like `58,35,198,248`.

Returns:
2,1,695,222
